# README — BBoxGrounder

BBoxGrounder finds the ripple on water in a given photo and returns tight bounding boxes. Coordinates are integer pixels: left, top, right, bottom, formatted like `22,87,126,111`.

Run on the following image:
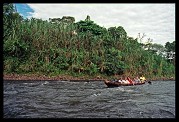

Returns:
3,80,175,118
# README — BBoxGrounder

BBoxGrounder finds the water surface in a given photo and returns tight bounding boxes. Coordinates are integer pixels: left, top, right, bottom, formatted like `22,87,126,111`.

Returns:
3,80,175,118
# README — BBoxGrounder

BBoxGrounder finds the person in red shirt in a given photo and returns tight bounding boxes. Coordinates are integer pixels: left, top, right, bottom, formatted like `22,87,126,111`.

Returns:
127,76,134,85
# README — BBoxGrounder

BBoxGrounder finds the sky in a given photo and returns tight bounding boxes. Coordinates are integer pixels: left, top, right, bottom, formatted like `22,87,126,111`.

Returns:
15,3,175,46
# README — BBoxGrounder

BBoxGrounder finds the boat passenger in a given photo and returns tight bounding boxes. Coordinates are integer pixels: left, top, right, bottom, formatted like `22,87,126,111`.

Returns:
134,77,137,82
112,79,118,82
118,80,122,83
122,77,130,84
140,75,146,83
118,77,123,84
127,76,134,85
134,76,140,82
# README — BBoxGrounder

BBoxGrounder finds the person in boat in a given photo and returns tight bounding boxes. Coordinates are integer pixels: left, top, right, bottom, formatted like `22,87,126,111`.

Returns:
127,76,134,85
112,79,118,82
134,76,140,83
121,77,130,84
118,77,123,84
140,75,146,83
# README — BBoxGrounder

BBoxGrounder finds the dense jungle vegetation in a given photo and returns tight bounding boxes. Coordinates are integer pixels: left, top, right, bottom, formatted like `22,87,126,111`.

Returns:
3,4,175,79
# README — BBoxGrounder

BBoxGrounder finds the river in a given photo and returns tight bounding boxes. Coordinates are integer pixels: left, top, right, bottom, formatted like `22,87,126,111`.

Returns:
3,80,175,118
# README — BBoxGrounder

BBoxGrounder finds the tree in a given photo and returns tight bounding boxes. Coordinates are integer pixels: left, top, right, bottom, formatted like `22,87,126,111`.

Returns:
165,41,175,52
148,43,166,57
165,41,175,63
76,19,107,36
85,15,90,21
3,3,15,39
108,26,127,39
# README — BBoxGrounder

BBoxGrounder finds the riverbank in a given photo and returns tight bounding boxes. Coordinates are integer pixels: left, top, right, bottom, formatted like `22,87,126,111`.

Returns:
3,73,175,81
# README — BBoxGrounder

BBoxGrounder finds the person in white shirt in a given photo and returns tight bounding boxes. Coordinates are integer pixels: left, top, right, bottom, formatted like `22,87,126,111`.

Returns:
121,77,130,84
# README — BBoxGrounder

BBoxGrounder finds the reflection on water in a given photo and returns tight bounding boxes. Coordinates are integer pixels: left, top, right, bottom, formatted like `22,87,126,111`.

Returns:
3,80,175,118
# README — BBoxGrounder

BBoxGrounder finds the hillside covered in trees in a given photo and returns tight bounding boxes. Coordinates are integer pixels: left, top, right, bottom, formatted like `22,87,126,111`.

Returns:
3,4,175,80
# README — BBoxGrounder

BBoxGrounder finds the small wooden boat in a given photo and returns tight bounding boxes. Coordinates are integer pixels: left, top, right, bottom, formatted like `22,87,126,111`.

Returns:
104,80,145,87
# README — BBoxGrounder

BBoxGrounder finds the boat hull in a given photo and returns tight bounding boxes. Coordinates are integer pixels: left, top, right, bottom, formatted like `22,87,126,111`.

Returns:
104,80,145,87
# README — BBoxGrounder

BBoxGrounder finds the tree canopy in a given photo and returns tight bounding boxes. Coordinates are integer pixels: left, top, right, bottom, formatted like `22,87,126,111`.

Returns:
3,4,175,79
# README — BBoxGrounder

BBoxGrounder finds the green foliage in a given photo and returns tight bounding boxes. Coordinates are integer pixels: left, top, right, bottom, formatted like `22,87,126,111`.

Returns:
165,41,175,64
148,43,166,56
3,5,175,78
85,63,98,75
108,26,127,39
4,37,29,60
3,3,15,40
76,20,107,36
104,47,126,75
165,41,175,52
4,57,20,73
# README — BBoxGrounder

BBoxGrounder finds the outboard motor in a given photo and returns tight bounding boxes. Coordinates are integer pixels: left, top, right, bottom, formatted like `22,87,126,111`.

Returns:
148,81,152,84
